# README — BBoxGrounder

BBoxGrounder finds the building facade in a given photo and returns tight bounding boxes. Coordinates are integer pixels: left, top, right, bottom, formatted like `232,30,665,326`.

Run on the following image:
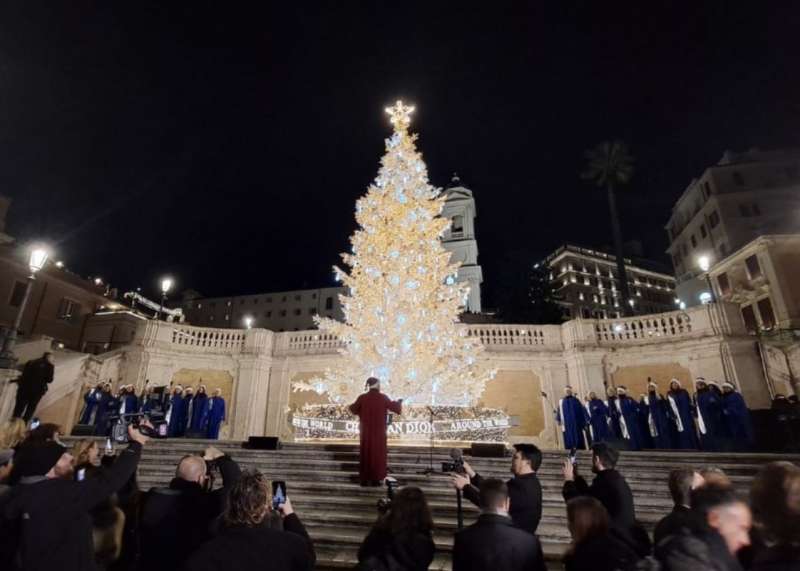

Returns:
666,148,800,307
708,234,800,333
544,244,677,320
183,176,485,329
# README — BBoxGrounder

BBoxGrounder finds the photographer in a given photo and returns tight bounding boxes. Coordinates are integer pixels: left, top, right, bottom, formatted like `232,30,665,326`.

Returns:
139,445,242,570
186,470,314,571
451,443,543,535
0,424,148,571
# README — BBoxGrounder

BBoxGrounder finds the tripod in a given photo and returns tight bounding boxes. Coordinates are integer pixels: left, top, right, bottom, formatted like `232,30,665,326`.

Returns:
417,406,436,475
455,488,464,529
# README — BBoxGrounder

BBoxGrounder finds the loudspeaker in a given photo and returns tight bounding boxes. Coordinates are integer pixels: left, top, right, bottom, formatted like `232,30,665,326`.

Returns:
246,436,281,450
71,424,96,436
470,443,507,458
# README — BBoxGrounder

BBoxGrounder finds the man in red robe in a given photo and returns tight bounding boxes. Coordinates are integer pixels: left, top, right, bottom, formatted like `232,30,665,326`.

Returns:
349,377,403,486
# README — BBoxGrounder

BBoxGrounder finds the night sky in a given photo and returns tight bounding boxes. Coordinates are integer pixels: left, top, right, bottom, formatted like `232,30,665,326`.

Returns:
1,2,799,306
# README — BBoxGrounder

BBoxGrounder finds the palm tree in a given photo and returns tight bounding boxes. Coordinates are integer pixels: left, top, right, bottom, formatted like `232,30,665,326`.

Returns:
582,141,635,316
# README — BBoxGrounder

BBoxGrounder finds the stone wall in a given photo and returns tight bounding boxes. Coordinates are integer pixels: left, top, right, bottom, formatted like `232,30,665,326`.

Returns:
21,302,778,449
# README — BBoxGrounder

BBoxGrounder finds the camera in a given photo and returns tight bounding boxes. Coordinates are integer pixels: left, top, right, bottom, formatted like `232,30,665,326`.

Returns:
568,447,578,465
442,448,465,474
377,477,400,514
110,413,166,443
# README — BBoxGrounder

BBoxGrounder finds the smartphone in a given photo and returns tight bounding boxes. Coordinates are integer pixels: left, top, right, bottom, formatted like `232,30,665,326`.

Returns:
77,468,86,482
272,480,287,510
29,419,41,430
568,448,578,465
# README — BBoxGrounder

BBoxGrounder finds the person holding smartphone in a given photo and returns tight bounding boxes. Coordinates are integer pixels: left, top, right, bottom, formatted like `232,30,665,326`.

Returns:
186,470,315,571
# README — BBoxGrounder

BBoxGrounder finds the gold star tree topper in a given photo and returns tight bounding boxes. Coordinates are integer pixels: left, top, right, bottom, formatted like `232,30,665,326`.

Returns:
385,100,415,132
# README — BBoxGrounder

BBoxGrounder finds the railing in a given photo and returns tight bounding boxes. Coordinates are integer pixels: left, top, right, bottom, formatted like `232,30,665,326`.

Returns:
595,311,693,343
170,326,246,352
465,324,563,350
285,332,345,354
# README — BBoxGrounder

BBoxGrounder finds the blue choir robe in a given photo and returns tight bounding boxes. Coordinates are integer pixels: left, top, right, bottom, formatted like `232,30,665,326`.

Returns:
205,396,226,439
119,394,139,416
190,393,208,432
587,398,610,444
695,388,726,451
644,392,673,449
667,389,698,449
721,391,753,450
79,389,102,425
94,392,115,436
556,395,588,449
615,396,644,450
606,396,623,439
637,399,654,449
167,394,187,437
181,395,195,434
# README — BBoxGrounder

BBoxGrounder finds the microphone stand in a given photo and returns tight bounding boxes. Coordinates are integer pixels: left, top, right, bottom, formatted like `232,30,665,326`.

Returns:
417,406,436,475
456,487,464,530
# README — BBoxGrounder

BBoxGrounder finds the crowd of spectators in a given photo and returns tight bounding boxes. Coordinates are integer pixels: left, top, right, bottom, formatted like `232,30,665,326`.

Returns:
0,420,798,571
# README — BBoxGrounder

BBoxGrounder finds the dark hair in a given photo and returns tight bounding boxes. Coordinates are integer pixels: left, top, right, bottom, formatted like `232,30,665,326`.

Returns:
750,461,800,545
224,470,269,527
699,467,732,488
591,442,619,469
668,468,697,507
691,485,745,520
566,496,609,547
479,478,509,511
376,486,433,536
25,423,61,445
513,443,542,471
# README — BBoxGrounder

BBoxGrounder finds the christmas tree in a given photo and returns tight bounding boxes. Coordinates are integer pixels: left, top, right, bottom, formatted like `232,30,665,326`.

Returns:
295,101,493,406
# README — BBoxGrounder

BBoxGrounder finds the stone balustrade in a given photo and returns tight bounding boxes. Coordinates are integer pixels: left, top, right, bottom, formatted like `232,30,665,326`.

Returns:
139,321,247,354
465,323,562,350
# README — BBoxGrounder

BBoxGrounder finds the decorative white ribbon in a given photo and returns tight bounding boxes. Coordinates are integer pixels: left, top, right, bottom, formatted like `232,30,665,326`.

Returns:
615,398,630,439
668,394,684,432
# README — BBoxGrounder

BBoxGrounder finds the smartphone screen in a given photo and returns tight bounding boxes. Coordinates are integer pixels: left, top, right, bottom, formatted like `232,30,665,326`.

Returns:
272,480,287,510
77,468,86,482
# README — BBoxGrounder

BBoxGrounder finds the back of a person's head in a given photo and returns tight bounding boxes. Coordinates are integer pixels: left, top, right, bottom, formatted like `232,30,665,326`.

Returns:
567,496,610,545
691,484,744,520
591,442,619,470
224,470,269,527
25,423,61,445
176,455,207,483
479,478,509,512
382,486,433,536
699,467,732,488
669,468,699,507
750,461,800,545
513,443,542,471
0,418,27,449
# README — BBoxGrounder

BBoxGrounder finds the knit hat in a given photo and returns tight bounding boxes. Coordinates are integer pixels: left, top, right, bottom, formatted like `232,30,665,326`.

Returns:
11,441,66,478
366,377,379,388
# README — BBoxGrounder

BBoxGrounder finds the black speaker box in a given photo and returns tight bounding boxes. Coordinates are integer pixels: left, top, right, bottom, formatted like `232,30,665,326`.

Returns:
71,424,96,436
470,443,507,458
246,436,281,450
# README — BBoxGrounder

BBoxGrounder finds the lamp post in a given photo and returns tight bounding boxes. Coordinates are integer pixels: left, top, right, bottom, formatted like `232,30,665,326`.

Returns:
0,245,50,368
244,316,254,330
158,277,173,321
697,255,716,304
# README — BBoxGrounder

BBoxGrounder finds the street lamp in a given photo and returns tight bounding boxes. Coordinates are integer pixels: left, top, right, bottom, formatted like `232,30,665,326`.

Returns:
244,316,254,330
0,245,50,368
696,255,716,303
158,276,173,320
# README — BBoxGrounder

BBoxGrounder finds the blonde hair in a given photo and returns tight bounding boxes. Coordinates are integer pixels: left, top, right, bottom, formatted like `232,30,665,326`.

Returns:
0,418,28,449
71,439,99,466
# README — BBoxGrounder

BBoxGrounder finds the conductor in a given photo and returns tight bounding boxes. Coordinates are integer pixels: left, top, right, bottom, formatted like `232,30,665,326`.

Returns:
349,377,403,486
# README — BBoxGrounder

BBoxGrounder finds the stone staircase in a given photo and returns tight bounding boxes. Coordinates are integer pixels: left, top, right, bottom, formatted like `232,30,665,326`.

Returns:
80,438,800,570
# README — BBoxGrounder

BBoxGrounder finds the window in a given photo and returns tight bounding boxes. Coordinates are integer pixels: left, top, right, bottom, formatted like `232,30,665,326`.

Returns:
266,297,272,303
57,298,81,321
700,224,707,239
732,171,744,186
325,296,333,310
294,294,301,301
690,234,697,249
9,281,27,307
752,203,761,216
451,215,464,234
745,255,762,280
280,309,287,317
293,308,301,316
239,300,245,305
717,272,731,296
718,242,728,256
708,210,720,229
757,297,776,329
209,315,215,322
226,301,232,307
739,203,752,217
312,293,317,299
308,308,317,315
741,305,758,334
196,303,202,309
264,311,272,318
210,302,217,308
282,296,287,302
224,314,229,321
253,298,259,305
702,181,711,198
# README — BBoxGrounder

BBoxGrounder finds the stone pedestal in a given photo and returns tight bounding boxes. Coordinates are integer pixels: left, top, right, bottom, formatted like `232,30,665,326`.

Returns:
0,367,21,423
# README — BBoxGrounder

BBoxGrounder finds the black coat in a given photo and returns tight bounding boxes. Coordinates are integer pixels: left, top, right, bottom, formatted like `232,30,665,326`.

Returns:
0,442,141,571
562,469,636,530
752,545,800,571
16,356,54,396
464,472,543,534
452,513,546,571
563,532,640,571
185,513,315,571
653,505,699,546
139,455,241,570
357,528,435,571
656,527,744,571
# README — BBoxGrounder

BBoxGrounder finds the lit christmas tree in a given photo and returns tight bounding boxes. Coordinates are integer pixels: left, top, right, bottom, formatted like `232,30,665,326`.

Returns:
295,101,493,406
